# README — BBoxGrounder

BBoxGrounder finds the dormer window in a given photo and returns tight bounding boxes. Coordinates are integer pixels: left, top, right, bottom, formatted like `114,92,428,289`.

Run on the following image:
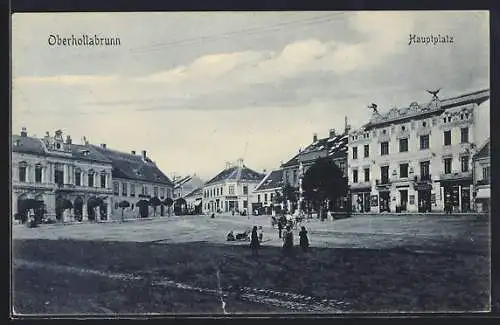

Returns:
401,125,406,131
447,116,451,123
422,121,427,127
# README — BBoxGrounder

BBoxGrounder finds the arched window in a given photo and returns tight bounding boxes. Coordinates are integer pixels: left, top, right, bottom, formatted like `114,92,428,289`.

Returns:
35,163,43,183
54,164,64,186
100,170,107,188
75,168,82,186
88,169,95,187
18,161,27,182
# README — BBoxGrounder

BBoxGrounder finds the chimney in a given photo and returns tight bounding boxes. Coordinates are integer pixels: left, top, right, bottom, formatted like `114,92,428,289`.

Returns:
66,135,72,144
313,133,318,143
100,143,107,149
329,128,336,138
142,150,147,160
20,127,27,137
131,150,136,155
344,116,351,134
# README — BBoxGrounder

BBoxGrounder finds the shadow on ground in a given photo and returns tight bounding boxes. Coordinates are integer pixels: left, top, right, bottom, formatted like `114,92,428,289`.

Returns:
13,238,490,314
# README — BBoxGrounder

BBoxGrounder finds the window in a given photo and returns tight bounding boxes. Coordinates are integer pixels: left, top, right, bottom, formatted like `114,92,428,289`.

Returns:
142,185,149,196
399,138,408,152
292,170,297,184
420,135,429,150
75,169,81,186
381,166,389,184
461,127,469,143
483,166,490,180
243,200,248,209
130,184,136,197
18,162,27,182
444,130,451,146
270,193,274,202
364,168,370,182
229,185,235,195
100,173,106,188
54,165,64,186
35,164,42,183
420,161,430,180
160,187,165,199
220,187,223,195
264,193,268,202
352,169,358,183
88,171,94,187
122,182,128,196
352,147,358,160
400,163,409,178
154,186,158,197
423,121,427,127
258,194,261,203
444,158,452,174
381,142,389,155
461,156,469,172
243,185,248,195
113,181,119,195
364,144,369,158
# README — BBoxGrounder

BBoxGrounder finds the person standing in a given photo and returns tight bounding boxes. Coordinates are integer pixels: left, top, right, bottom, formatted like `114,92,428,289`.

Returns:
299,226,309,253
278,220,283,239
250,226,260,256
258,226,263,242
282,225,294,256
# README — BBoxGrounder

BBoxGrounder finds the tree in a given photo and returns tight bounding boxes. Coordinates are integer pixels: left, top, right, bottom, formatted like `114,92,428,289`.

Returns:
149,197,162,217
163,197,174,216
302,157,348,213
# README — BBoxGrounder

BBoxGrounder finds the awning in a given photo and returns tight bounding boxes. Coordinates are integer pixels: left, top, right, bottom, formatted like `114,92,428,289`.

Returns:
476,188,490,199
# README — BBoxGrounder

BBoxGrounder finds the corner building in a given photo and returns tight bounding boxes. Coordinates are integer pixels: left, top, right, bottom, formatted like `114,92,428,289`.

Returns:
348,89,489,213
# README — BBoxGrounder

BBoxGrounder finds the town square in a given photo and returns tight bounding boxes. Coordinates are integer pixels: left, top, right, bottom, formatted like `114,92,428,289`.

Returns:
11,11,491,315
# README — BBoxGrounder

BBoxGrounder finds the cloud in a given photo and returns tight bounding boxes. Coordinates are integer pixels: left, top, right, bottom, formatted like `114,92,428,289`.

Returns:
15,74,119,86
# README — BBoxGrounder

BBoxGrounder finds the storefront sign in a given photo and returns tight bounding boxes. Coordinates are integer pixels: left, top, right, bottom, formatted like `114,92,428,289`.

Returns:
371,195,378,207
409,195,415,205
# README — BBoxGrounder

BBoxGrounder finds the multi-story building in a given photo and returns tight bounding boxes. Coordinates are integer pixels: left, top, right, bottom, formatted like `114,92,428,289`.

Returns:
92,145,174,219
203,159,265,214
280,122,349,211
348,89,489,213
12,128,113,222
472,138,490,213
253,169,284,214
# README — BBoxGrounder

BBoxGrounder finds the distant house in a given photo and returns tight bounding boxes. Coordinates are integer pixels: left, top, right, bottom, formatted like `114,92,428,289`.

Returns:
184,187,203,214
92,145,174,219
253,169,284,215
473,138,490,213
203,159,265,214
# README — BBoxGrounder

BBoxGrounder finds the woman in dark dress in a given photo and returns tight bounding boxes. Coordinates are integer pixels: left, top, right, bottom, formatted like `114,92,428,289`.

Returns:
299,226,309,253
282,225,294,256
250,226,260,256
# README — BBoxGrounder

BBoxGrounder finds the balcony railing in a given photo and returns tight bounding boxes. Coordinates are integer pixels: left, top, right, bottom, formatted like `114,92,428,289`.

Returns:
440,171,472,180
376,178,390,186
414,174,432,182
476,179,490,186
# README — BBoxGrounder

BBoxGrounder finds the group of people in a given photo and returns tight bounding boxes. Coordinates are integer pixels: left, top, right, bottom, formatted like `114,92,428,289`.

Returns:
249,224,309,256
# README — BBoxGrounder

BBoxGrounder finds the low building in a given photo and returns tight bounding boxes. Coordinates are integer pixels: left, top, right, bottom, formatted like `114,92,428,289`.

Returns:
203,159,265,214
253,169,284,215
173,174,205,200
184,187,203,214
348,89,489,213
92,145,174,220
472,138,490,213
12,128,113,222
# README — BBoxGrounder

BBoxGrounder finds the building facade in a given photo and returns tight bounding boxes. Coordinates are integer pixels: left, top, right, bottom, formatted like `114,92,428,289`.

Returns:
184,187,203,214
203,159,265,214
253,169,284,214
173,174,205,199
280,123,349,212
12,129,113,222
348,89,489,213
472,138,490,213
91,145,174,220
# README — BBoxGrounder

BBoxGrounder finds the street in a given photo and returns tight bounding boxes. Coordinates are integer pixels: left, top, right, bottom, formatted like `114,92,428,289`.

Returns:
12,213,490,314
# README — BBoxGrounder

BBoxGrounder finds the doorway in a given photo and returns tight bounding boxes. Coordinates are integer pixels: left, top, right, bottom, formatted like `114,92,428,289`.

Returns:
379,191,390,212
418,190,431,213
399,190,408,212
461,187,471,212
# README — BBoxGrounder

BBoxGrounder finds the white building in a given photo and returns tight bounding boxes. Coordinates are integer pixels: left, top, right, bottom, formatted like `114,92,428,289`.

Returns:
472,138,490,213
253,169,284,214
91,145,174,219
203,159,265,214
12,128,113,222
348,89,489,213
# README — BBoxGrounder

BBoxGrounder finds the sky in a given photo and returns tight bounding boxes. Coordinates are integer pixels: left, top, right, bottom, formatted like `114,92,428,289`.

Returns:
12,11,490,181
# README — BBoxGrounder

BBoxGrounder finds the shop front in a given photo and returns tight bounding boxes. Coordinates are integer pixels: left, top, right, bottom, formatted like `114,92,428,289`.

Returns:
350,187,371,213
414,182,432,213
441,179,473,213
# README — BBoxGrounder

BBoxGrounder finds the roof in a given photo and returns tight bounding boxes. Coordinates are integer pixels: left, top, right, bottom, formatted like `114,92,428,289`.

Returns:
254,169,283,192
91,145,173,186
281,132,348,168
184,187,203,199
363,89,490,129
474,138,490,160
12,135,111,163
205,165,265,186
174,175,205,190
